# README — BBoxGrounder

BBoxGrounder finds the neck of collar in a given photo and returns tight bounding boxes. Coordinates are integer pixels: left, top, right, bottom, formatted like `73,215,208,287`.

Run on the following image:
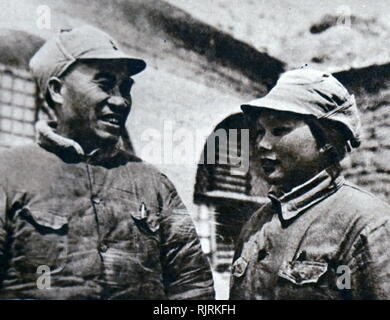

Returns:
268,167,344,222
36,120,123,163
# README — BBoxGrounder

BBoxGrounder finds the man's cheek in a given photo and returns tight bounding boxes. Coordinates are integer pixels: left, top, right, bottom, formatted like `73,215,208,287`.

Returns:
84,91,99,105
77,83,109,105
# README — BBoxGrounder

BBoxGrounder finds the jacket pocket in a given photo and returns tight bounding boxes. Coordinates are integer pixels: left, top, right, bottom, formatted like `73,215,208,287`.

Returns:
130,203,160,235
109,192,160,235
278,260,328,285
15,208,69,274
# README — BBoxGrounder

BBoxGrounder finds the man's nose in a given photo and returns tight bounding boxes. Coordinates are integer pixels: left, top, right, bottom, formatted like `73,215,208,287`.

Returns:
106,95,130,112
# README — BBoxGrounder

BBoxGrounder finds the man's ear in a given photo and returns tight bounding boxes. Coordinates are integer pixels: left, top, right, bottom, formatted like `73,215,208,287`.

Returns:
47,77,64,105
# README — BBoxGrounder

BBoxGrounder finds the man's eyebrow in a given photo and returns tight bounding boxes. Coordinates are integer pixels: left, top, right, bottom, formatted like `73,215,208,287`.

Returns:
93,72,116,81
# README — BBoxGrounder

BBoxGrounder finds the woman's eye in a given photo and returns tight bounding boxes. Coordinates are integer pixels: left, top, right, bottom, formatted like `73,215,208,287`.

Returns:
250,128,264,140
271,127,290,136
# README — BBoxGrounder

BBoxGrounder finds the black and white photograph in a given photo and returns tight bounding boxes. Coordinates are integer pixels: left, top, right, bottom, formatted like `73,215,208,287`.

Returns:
0,0,389,305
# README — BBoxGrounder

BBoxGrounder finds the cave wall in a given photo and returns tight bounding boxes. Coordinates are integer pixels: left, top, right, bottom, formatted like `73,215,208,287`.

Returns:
335,64,390,202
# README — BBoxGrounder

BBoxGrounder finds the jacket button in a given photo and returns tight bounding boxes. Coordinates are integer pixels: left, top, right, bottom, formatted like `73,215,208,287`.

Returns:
99,244,108,252
92,196,101,205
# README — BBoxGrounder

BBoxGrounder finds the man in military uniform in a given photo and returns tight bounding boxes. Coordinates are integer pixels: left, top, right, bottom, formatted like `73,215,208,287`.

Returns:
230,68,390,299
0,25,214,299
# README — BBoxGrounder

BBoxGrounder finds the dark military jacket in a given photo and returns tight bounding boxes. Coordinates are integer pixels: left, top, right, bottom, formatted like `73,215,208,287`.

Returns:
0,121,214,299
230,169,390,300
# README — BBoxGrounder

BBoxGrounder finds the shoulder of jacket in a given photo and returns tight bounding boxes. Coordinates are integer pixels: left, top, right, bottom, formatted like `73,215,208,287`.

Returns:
121,152,161,174
0,143,46,166
327,181,390,231
238,201,273,242
340,181,390,212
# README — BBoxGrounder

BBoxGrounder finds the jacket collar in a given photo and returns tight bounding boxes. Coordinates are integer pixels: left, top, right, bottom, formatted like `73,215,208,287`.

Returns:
268,167,344,223
36,120,124,163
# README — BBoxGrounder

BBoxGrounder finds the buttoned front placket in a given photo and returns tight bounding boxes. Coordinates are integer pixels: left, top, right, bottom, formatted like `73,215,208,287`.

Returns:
84,156,111,294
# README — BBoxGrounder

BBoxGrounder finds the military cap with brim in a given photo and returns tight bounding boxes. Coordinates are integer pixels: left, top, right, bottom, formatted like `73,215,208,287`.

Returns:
241,68,361,149
29,25,146,95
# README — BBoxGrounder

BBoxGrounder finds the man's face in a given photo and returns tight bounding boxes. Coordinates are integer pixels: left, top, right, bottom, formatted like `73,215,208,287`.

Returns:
57,59,134,151
250,109,322,191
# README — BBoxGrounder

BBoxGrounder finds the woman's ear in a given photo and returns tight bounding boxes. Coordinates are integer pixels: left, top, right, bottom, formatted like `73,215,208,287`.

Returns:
47,77,64,105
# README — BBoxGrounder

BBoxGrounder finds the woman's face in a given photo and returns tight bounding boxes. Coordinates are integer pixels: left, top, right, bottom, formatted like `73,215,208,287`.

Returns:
250,109,323,191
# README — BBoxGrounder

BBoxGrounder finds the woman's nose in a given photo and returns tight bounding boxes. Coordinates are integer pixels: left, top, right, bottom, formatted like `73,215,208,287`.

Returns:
258,132,273,152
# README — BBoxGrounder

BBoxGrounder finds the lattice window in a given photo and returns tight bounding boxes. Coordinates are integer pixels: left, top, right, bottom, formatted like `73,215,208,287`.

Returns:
194,113,269,272
0,64,37,148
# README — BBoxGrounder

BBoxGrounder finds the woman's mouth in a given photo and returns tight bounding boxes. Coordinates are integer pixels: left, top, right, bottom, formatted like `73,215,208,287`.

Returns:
260,158,279,175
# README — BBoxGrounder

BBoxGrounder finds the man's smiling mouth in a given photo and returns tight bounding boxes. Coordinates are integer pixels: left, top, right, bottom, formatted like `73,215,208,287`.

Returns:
98,113,124,126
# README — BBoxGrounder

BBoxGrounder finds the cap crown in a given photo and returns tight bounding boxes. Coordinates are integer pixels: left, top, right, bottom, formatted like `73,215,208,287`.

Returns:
242,68,362,148
29,25,146,95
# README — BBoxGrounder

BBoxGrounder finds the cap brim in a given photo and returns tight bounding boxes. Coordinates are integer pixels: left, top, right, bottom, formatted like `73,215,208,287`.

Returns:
241,96,313,116
79,50,146,76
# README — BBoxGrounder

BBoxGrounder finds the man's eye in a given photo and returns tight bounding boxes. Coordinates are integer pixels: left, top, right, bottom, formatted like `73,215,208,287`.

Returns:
120,79,134,96
271,127,290,136
96,80,114,91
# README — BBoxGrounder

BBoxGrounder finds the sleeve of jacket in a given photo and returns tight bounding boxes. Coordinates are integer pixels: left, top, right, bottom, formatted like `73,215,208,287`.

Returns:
0,186,8,285
348,215,390,299
158,173,215,300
